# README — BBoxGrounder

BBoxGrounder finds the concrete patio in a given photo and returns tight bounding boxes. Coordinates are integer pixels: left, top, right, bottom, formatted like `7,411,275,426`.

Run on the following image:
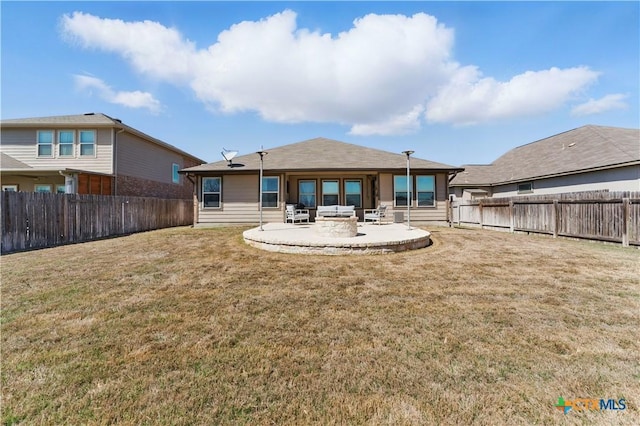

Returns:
243,222,431,255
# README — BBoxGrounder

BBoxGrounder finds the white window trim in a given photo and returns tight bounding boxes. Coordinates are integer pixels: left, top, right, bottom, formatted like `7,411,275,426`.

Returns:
517,182,534,194
322,179,340,206
298,179,317,208
79,130,97,157
58,130,76,157
393,175,413,208
37,130,54,158
34,184,52,193
344,179,362,208
261,176,280,208
202,177,222,209
416,175,436,208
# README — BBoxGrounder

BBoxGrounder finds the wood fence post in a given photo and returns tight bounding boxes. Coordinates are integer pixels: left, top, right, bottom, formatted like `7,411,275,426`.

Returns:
553,200,559,238
509,201,514,233
622,198,630,247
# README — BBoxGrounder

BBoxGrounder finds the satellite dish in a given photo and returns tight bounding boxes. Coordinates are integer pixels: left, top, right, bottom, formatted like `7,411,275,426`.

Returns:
221,148,238,166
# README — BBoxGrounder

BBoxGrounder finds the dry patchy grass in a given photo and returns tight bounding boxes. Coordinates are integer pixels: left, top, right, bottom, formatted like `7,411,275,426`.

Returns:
1,226,639,425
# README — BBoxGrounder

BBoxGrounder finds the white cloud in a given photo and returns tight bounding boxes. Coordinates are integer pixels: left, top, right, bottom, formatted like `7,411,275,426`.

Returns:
571,93,629,116
74,74,162,113
62,10,602,135
426,66,600,125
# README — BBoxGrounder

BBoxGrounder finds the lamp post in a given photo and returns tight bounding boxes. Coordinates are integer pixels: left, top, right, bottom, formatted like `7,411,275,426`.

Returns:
256,150,268,231
402,150,414,230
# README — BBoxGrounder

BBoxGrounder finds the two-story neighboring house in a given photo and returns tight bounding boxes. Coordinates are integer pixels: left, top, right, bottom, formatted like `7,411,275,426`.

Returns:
0,113,204,199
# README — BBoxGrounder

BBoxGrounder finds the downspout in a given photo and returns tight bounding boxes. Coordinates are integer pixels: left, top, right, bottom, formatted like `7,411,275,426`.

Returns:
113,127,125,195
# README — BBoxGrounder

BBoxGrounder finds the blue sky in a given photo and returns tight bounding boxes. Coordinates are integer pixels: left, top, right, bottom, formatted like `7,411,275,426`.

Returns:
2,1,638,165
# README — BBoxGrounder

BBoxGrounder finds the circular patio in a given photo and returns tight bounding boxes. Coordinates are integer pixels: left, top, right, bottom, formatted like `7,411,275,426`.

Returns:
243,222,431,255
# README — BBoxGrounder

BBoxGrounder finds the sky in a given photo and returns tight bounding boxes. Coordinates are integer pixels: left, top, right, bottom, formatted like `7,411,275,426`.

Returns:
1,1,638,166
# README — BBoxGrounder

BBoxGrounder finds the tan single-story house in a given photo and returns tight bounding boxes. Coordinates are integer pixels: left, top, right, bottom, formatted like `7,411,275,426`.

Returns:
450,125,640,200
181,137,463,226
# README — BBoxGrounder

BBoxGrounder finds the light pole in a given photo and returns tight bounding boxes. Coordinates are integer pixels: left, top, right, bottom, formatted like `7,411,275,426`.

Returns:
402,150,414,230
256,150,267,231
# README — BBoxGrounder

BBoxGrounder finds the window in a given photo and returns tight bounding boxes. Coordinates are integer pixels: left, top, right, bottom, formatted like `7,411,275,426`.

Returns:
37,131,53,157
34,184,52,193
58,130,75,156
203,177,221,208
172,163,180,184
79,130,95,156
518,182,533,193
394,175,413,207
344,180,362,208
2,185,18,192
262,176,279,208
322,180,339,205
416,176,435,207
298,180,316,208
56,185,67,194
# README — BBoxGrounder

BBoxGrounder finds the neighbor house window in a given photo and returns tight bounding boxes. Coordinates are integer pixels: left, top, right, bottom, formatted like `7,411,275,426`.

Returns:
518,182,533,194
202,177,221,208
56,185,67,194
394,175,412,207
34,184,52,193
172,163,180,184
298,180,316,208
262,176,279,208
37,130,53,157
58,130,75,157
322,180,339,205
2,185,18,192
79,130,95,156
344,180,362,208
416,175,435,207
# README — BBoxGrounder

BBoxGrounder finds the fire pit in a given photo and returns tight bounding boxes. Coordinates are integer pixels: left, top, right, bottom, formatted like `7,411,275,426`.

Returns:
314,216,358,238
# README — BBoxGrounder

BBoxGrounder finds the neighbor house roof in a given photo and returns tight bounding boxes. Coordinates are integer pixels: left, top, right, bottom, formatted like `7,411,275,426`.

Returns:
1,113,204,164
182,137,462,173
450,125,640,186
0,153,32,170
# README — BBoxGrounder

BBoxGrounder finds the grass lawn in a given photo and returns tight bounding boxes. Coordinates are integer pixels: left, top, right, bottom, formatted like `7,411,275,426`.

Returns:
2,226,639,425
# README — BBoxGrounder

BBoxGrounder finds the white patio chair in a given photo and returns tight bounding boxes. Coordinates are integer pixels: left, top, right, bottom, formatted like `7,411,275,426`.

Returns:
285,204,310,224
363,205,387,224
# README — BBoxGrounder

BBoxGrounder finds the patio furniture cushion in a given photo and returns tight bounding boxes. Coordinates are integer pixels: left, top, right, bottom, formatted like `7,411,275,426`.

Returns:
364,205,387,224
317,205,356,217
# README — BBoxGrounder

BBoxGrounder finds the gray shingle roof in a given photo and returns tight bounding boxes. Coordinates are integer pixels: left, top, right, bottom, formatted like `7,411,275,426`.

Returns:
182,137,460,173
0,153,32,170
450,125,640,186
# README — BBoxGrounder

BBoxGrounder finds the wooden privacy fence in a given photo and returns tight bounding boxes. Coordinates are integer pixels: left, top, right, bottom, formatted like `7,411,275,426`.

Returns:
1,192,193,254
451,191,640,247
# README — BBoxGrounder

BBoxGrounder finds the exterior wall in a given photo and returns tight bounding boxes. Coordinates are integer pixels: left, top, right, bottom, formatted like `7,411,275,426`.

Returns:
197,174,284,224
371,172,450,223
196,170,452,224
115,132,199,199
0,128,113,174
1,174,65,192
491,165,640,198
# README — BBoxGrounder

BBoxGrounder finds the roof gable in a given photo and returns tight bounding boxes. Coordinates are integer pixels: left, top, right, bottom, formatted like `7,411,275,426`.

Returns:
183,137,459,173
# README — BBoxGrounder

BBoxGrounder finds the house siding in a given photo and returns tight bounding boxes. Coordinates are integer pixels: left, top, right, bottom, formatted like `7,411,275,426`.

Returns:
378,172,449,223
0,128,113,174
197,174,284,224
491,165,640,198
115,132,200,199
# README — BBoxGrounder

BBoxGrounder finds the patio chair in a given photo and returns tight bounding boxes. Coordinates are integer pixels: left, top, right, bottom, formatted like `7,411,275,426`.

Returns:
285,204,310,224
363,205,387,224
